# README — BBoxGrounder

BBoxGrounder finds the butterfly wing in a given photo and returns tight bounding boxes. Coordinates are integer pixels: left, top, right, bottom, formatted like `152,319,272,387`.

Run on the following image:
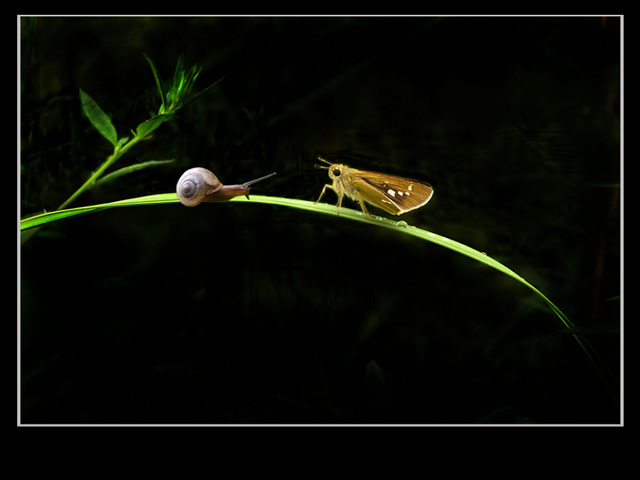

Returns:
351,171,434,215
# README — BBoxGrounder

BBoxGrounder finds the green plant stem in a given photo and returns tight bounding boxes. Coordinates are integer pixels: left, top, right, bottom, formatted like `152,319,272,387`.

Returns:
57,135,143,210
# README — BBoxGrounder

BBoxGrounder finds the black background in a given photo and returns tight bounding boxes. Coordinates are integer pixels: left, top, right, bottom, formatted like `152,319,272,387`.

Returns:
20,16,621,424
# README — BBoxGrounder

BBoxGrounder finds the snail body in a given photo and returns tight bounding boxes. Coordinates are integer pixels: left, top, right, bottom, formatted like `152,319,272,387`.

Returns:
176,167,276,207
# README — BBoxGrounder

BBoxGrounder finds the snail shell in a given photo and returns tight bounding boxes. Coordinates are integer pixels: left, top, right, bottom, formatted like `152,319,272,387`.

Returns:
176,167,222,207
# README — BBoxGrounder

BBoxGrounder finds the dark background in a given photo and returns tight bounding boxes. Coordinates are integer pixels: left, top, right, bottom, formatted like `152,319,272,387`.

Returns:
20,16,621,424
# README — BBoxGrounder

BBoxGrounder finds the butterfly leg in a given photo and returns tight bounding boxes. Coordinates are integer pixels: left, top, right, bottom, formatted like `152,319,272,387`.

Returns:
315,184,335,204
354,191,372,218
316,184,344,215
335,190,343,215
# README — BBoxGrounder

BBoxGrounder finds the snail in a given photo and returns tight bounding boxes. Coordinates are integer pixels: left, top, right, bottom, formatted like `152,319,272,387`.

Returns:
176,167,276,207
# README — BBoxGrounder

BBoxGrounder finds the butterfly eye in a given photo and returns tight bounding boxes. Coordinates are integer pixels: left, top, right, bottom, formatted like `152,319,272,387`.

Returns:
332,167,342,177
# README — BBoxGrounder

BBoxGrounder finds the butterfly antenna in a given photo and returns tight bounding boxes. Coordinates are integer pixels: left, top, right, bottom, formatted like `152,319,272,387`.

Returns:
314,156,332,169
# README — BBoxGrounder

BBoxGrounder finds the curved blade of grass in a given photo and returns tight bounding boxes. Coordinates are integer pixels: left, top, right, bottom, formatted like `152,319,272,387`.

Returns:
19,193,617,403
20,193,180,230
14,194,590,321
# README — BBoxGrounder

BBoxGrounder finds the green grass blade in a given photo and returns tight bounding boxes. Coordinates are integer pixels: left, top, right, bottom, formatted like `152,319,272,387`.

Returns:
14,195,579,318
20,193,180,230
15,192,598,336
19,193,617,402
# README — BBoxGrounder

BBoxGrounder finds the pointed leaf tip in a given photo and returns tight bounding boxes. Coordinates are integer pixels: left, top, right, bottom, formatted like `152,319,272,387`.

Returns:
79,89,118,147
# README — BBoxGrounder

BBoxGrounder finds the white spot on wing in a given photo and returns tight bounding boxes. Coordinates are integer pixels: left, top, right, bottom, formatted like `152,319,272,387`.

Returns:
387,189,396,197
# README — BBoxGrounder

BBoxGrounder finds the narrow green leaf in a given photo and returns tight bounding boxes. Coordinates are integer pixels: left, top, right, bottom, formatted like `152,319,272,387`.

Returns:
172,55,185,94
79,89,118,146
174,76,224,112
95,159,174,185
116,136,130,147
143,53,166,114
135,114,169,138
